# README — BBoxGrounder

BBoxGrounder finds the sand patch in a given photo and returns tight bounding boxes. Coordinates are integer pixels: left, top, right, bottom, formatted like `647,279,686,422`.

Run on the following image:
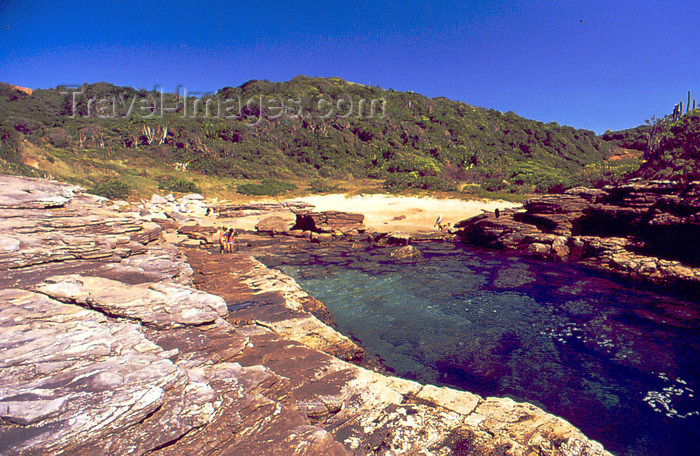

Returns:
294,194,520,234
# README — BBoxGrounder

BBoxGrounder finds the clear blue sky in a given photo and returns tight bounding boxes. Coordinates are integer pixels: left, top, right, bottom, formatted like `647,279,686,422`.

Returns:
1,0,698,133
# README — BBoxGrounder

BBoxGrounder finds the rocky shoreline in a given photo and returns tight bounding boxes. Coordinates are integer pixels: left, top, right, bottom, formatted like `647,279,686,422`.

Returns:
0,175,611,455
456,180,700,289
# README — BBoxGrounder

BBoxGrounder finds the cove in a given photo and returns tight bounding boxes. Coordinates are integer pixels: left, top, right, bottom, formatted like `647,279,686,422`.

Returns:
258,242,699,456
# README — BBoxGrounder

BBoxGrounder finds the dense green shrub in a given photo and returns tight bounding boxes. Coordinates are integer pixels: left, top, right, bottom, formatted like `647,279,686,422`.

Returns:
661,112,700,160
383,173,456,192
0,124,21,163
158,177,200,193
11,117,44,136
237,179,297,196
480,177,510,192
48,128,72,147
90,180,131,199
307,179,344,194
601,126,650,151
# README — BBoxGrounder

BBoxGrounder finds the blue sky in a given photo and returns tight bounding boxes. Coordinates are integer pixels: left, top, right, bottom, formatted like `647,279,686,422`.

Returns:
1,0,698,133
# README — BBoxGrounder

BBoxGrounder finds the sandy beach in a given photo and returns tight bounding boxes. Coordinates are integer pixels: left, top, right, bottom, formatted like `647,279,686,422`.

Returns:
210,193,520,234
294,194,520,234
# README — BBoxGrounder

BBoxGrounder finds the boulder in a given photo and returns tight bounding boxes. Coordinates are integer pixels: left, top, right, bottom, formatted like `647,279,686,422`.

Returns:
524,194,590,214
456,181,700,287
0,236,20,253
150,194,167,204
293,210,364,233
34,274,227,329
255,216,291,235
310,232,333,243
0,289,224,455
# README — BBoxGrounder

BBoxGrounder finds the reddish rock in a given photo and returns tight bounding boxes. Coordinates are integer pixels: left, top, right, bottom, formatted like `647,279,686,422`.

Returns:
456,180,700,287
293,210,365,233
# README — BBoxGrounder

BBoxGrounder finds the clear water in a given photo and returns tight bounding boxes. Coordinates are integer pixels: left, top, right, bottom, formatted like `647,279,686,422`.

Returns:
269,243,699,456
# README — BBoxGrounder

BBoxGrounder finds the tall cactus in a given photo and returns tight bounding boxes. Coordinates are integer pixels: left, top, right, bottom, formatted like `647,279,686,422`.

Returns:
688,91,692,113
142,125,155,145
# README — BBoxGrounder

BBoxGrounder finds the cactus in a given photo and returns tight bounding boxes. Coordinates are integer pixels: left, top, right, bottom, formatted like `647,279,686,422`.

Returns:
142,125,168,145
688,91,692,113
142,125,154,145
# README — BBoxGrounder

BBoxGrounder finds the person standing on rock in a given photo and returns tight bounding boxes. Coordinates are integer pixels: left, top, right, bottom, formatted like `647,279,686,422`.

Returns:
218,226,228,253
226,227,236,253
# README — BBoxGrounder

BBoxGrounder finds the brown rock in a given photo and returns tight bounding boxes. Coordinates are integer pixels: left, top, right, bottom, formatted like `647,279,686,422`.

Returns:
293,210,365,233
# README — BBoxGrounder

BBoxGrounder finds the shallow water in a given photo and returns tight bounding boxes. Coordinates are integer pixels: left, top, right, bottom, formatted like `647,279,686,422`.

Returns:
262,240,700,456
267,243,699,456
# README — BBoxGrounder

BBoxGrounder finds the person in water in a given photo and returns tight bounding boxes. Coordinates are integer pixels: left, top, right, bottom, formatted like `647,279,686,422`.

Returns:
495,208,500,218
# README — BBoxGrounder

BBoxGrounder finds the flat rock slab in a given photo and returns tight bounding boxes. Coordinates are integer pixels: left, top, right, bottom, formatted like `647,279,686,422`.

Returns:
0,175,80,209
0,289,212,455
34,274,227,329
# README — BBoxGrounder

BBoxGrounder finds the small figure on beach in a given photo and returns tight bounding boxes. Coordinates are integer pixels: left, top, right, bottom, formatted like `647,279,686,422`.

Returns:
495,208,500,218
434,214,448,232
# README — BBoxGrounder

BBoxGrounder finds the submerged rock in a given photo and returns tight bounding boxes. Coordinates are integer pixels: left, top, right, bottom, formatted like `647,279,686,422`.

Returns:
390,245,423,259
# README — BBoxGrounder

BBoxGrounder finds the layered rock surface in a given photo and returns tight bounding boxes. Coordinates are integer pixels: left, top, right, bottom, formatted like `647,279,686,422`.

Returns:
457,181,700,287
0,175,611,455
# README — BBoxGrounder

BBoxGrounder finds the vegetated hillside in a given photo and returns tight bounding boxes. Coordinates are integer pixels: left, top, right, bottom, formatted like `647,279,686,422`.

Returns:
601,125,651,152
602,110,700,181
0,76,615,197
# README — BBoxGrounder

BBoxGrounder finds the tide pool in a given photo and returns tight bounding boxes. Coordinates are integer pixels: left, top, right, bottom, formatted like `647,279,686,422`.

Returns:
267,244,700,456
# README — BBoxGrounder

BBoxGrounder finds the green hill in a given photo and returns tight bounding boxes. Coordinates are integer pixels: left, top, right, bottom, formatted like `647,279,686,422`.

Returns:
601,110,700,181
0,76,616,198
